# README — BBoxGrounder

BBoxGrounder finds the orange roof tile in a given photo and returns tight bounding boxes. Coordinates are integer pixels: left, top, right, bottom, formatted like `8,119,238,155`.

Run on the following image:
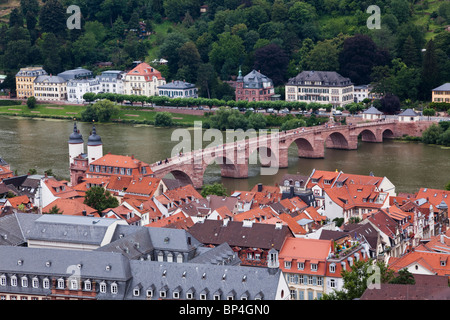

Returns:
146,211,193,229
389,251,450,277
126,62,164,81
89,154,153,174
43,198,98,216
44,178,79,199
124,177,160,196
6,195,31,208
233,207,276,222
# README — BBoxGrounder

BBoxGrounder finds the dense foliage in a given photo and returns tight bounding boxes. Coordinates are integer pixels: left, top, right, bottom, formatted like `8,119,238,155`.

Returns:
0,0,449,106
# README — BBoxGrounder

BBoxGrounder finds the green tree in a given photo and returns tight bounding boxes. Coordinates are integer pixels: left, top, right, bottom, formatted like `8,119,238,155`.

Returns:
445,181,450,191
39,0,66,37
422,108,436,119
321,260,394,300
304,39,341,71
280,118,306,131
388,268,415,285
248,113,267,130
84,185,119,213
155,112,174,127
209,32,245,80
27,96,36,109
44,205,63,214
421,123,443,144
420,39,441,100
80,99,119,122
201,183,228,198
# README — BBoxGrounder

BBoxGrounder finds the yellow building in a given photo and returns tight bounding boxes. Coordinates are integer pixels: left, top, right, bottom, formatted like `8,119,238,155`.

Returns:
432,83,450,103
15,66,47,99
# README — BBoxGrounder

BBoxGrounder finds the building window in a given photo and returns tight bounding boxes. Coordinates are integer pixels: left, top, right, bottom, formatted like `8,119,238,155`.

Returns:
57,278,65,289
21,276,28,287
70,279,78,290
0,275,6,286
329,279,336,288
99,281,107,293
43,278,50,289
297,262,304,270
284,261,291,269
32,277,39,288
11,275,17,287
84,280,91,291
329,264,336,273
311,263,318,271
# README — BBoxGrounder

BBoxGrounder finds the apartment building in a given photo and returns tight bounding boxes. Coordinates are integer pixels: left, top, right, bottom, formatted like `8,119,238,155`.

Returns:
431,83,450,103
33,75,67,101
123,62,166,96
285,70,354,108
15,66,48,99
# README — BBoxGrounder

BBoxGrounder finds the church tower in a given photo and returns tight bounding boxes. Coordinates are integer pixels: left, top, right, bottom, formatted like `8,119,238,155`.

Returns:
68,121,84,165
87,124,103,164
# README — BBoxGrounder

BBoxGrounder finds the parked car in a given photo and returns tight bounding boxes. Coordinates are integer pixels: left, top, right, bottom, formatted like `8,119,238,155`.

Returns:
267,108,274,113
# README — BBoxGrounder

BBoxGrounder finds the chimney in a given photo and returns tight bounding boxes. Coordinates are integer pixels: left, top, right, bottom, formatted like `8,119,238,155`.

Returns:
275,221,283,229
82,210,86,216
290,186,294,198
257,183,262,192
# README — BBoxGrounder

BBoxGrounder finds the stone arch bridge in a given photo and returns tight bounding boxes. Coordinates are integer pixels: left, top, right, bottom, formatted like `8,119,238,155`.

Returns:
150,120,433,189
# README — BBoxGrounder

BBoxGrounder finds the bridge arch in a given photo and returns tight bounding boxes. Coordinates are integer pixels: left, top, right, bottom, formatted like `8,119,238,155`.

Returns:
382,128,394,140
324,132,349,149
358,129,378,142
163,169,195,186
289,137,316,158
202,154,248,181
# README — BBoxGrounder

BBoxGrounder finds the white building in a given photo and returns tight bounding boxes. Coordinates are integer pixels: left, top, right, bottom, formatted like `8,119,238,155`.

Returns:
123,62,166,97
398,108,420,122
67,78,101,104
285,71,354,109
362,106,384,120
97,70,125,94
33,75,67,101
158,80,198,98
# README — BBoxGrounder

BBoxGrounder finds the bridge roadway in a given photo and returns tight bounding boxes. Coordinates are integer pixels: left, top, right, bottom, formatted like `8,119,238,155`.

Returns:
149,119,433,189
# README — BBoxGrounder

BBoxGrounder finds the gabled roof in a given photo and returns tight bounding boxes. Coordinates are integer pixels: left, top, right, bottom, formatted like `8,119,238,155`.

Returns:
398,108,419,116
363,106,383,114
90,154,152,172
42,198,98,217
126,62,164,81
432,83,450,91
188,220,293,250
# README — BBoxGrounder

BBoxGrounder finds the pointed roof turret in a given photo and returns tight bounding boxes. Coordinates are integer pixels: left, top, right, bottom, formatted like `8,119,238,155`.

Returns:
68,122,83,144
87,124,102,146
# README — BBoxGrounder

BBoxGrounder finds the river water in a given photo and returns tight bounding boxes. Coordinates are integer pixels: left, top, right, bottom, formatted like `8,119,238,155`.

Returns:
0,116,449,194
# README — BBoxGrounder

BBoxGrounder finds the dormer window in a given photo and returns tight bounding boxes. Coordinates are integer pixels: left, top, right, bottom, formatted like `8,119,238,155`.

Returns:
329,263,336,273
311,263,318,271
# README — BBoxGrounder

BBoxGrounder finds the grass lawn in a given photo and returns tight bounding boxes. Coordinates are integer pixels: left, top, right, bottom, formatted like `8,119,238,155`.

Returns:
0,103,207,126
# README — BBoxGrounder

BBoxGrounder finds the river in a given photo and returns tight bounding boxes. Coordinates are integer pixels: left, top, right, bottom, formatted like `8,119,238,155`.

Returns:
0,116,449,194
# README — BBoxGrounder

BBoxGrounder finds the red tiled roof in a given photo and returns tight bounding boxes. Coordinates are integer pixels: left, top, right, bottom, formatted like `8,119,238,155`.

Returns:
90,154,150,169
43,198,98,216
389,250,450,277
6,195,31,208
126,62,164,81
124,177,160,196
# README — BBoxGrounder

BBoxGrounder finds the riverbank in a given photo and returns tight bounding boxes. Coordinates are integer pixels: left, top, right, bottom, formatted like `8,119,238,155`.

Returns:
0,103,207,127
